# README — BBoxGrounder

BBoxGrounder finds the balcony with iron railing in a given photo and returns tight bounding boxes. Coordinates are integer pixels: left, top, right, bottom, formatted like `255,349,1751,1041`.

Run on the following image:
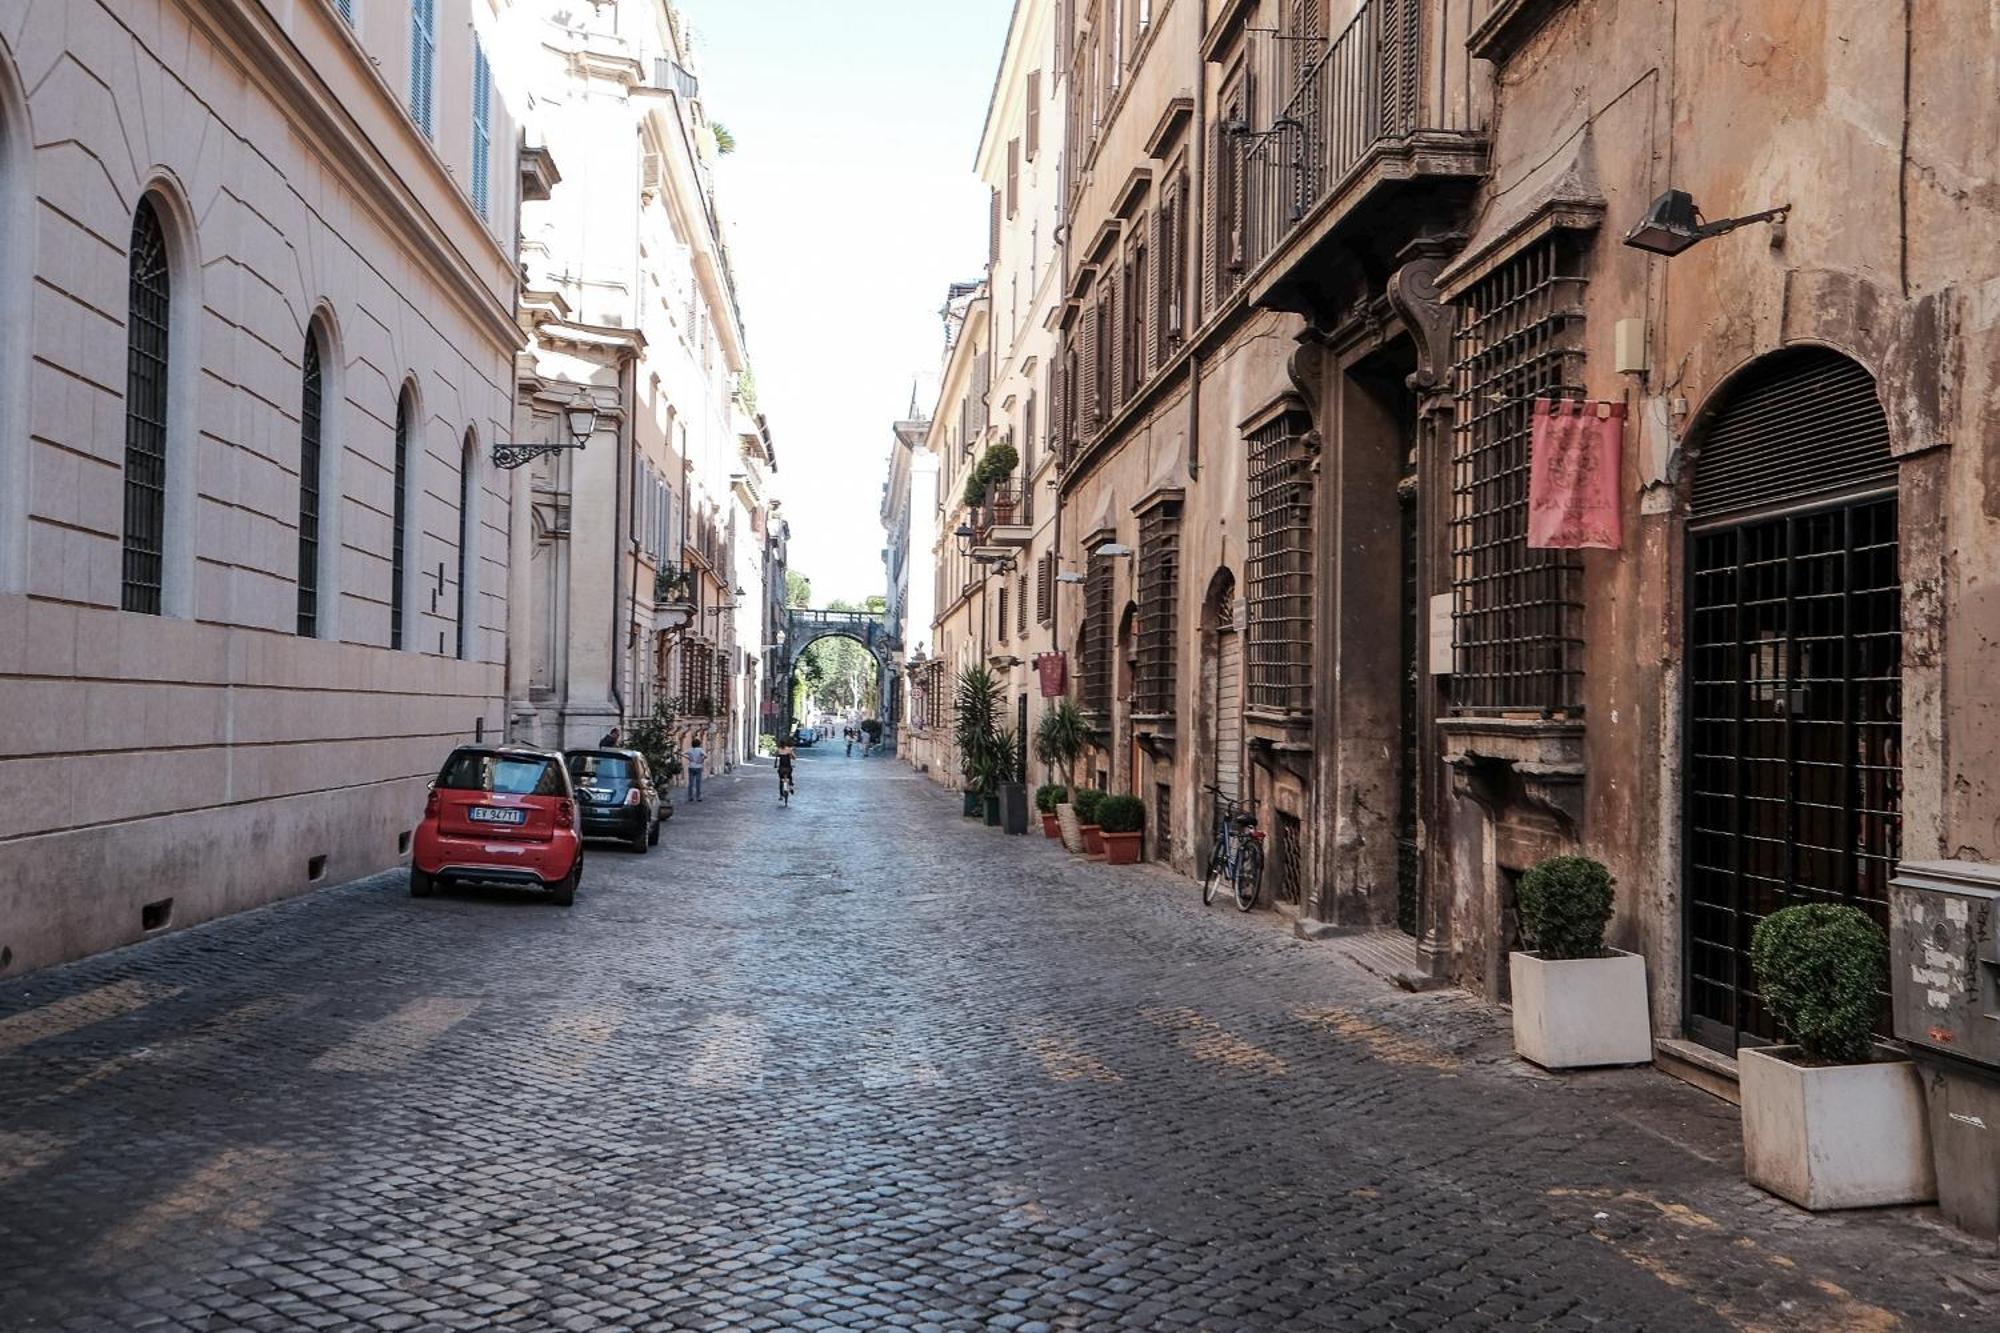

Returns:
972,480,1031,549
1234,0,1487,315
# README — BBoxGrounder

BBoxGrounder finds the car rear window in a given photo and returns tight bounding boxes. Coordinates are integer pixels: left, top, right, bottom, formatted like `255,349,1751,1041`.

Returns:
567,753,635,784
437,751,566,796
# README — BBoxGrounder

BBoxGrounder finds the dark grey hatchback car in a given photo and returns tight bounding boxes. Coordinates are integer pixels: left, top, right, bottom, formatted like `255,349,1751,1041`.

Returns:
563,749,668,852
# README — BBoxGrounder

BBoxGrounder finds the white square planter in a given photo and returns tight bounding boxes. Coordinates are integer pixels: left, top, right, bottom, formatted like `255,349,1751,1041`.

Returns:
1739,1044,1936,1211
1508,949,1653,1069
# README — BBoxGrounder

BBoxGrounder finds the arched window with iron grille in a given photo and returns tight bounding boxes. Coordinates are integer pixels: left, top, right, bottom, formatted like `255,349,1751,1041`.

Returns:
297,329,325,636
121,198,172,616
391,388,415,649
457,429,477,659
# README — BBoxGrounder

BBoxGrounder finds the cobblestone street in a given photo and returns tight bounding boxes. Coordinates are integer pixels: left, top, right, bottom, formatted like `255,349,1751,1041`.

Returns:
2,753,1994,1331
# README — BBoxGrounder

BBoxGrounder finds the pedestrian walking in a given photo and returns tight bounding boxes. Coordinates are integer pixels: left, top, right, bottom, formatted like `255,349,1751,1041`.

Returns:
686,738,707,801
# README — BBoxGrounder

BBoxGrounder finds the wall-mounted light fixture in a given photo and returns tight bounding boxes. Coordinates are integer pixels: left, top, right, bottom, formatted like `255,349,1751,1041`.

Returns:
1093,542,1135,558
495,385,600,469
1622,189,1790,258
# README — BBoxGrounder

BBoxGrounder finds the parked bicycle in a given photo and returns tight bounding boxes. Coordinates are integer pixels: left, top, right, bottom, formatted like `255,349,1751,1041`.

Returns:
1202,785,1265,912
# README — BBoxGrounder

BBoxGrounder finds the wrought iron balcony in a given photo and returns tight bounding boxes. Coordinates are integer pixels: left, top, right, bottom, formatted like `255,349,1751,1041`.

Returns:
974,482,1031,548
1234,0,1486,312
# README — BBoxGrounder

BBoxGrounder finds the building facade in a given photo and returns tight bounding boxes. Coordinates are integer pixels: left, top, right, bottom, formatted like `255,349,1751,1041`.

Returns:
902,0,2000,1082
0,0,524,975
509,0,774,772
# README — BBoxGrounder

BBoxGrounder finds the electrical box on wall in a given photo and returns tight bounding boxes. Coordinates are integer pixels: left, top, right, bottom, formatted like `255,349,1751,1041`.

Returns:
1614,318,1649,375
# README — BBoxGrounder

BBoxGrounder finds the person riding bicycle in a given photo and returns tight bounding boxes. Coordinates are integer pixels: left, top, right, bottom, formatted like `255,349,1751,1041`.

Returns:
775,735,798,801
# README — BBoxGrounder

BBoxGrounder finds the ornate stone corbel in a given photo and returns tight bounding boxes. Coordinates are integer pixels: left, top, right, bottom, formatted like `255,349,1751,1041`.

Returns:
1287,331,1330,457
1386,251,1457,400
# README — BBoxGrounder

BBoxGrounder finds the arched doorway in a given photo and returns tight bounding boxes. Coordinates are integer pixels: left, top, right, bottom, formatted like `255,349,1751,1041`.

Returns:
1199,569,1242,863
1682,346,1901,1054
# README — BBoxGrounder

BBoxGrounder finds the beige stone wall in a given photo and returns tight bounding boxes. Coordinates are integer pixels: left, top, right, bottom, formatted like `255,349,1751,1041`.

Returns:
0,0,519,975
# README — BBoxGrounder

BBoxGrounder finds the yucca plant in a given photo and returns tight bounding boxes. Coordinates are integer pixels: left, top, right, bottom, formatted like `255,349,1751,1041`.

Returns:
954,664,1006,792
1034,699,1088,789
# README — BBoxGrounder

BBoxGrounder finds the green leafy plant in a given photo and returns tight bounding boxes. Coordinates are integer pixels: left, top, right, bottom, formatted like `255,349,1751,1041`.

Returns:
1516,855,1616,961
961,469,989,510
953,664,1006,794
1071,787,1107,826
1035,783,1069,813
1750,903,1887,1065
711,121,738,154
1034,700,1088,788
1097,794,1145,834
977,441,1020,485
628,699,682,780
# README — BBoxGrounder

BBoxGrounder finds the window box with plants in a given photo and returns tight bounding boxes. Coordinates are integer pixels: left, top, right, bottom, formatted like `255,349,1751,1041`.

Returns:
1035,700,1088,853
1507,855,1653,1070
1096,795,1144,865
1071,787,1107,857
1739,903,1935,1211
1034,784,1068,839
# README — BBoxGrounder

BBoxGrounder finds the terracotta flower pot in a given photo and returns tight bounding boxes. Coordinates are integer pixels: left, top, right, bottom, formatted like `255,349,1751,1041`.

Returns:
1101,831,1141,864
1081,824,1104,856
1041,812,1062,838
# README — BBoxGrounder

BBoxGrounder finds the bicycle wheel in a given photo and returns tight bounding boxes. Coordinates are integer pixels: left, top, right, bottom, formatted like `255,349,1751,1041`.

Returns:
1233,839,1264,912
1201,836,1227,905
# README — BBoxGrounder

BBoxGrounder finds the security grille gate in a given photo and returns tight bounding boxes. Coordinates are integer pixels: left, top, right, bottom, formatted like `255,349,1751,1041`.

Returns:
1396,482,1420,936
1683,348,1901,1054
1247,412,1313,713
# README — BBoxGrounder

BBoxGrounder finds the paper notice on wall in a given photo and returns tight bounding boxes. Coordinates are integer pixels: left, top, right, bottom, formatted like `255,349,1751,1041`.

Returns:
1528,398,1625,549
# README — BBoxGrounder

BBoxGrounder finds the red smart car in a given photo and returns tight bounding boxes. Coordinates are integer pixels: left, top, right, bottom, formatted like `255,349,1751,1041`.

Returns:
410,745,584,905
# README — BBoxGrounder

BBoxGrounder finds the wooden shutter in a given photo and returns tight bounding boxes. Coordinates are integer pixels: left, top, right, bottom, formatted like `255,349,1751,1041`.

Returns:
1007,139,1020,218
1026,71,1042,159
1018,574,1029,636
990,188,1002,268
1079,307,1100,434
1037,551,1054,623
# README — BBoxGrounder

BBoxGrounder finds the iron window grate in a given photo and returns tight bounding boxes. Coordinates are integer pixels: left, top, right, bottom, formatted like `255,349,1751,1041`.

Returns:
1448,235,1586,713
297,333,323,636
122,198,171,616
391,392,413,649
1136,500,1182,715
1276,811,1305,906
1247,411,1313,714
1082,547,1115,721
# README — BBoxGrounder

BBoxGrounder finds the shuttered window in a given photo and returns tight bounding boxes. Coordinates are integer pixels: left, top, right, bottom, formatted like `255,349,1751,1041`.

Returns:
1018,573,1029,637
1037,550,1054,624
297,331,324,636
990,188,1002,268
998,582,1010,643
1125,233,1148,398
336,0,355,20
1082,545,1115,720
409,0,437,139
122,198,172,617
1026,70,1042,158
1007,139,1020,218
470,38,492,220
1449,234,1587,713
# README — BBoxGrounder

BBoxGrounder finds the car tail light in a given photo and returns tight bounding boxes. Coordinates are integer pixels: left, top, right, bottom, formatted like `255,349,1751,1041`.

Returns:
557,799,575,826
623,788,644,806
424,790,439,818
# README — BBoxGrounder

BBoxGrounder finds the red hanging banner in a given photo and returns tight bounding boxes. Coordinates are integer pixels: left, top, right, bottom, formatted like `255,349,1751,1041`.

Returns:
1035,652,1067,698
1528,397,1625,550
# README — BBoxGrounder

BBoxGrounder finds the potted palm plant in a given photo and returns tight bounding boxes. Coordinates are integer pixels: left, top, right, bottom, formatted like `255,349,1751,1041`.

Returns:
1096,795,1145,864
1035,700,1088,852
1034,784,1068,838
1507,855,1652,1069
1071,787,1107,857
954,663,1003,817
1739,903,1934,1210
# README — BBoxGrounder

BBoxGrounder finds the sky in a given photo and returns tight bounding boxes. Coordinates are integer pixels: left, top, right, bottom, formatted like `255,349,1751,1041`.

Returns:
681,0,1016,606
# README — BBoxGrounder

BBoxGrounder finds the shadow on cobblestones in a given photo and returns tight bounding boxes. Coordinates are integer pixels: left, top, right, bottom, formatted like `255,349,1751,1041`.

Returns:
1,750,1992,1330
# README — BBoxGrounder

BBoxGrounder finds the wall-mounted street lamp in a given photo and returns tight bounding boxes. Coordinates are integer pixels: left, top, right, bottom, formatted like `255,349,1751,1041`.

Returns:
1056,571,1085,584
495,385,600,469
1622,189,1790,258
1093,542,1135,559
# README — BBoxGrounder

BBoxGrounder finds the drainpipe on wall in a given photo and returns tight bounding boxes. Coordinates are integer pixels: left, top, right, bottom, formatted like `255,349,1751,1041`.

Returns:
1187,1,1210,482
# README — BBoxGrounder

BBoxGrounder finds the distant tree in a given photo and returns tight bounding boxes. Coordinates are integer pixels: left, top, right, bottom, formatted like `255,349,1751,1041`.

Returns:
711,122,738,154
785,570,813,608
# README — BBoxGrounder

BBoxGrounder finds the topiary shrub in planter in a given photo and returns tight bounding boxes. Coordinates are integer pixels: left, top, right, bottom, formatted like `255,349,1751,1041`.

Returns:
1507,855,1652,1070
1096,794,1145,865
1739,903,1933,1210
1071,787,1107,856
1035,784,1068,838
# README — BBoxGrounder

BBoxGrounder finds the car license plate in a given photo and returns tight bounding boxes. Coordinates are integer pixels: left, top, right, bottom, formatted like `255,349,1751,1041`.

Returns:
470,806,526,825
